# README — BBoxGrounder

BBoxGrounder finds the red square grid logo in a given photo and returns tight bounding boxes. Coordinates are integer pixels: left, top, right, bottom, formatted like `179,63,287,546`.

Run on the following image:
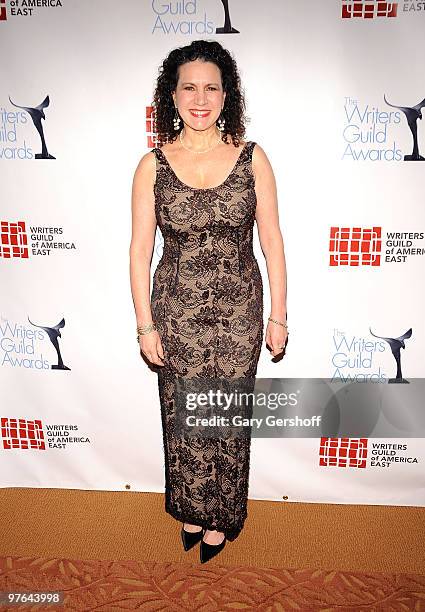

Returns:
329,226,381,266
0,221,29,259
342,2,398,18
320,437,368,468
146,105,158,149
1,417,45,450
0,1,7,21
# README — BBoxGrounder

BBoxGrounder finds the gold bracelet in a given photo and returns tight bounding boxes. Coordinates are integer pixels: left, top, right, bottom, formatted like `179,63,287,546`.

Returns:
268,317,288,329
136,323,156,344
136,322,157,336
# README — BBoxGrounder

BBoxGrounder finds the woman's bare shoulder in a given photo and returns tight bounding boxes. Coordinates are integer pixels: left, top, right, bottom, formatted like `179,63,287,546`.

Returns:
251,143,274,179
251,142,269,163
133,150,157,187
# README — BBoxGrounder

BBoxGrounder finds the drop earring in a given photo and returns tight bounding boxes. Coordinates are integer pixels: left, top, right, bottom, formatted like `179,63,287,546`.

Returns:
173,107,181,131
217,111,225,132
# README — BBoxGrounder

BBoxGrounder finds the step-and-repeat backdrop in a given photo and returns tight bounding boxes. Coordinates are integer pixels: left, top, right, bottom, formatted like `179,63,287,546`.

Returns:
1,0,424,507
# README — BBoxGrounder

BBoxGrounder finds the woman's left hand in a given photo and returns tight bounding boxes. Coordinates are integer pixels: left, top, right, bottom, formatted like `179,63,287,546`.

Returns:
265,321,288,358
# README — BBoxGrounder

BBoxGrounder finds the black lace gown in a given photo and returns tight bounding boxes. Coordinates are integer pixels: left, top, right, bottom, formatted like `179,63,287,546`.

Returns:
150,141,263,542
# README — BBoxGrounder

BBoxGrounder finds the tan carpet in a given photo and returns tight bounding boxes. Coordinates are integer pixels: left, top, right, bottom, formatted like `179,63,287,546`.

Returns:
1,488,424,610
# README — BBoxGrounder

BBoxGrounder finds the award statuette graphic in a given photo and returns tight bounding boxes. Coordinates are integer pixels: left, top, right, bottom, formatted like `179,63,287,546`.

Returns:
216,0,239,33
369,326,412,384
8,94,56,160
384,93,425,161
28,316,71,370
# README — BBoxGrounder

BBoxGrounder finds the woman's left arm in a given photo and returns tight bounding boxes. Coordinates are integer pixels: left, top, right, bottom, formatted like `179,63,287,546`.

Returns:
252,144,288,358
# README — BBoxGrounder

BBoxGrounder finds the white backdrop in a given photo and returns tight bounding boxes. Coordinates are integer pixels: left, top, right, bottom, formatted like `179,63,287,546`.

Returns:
1,0,424,507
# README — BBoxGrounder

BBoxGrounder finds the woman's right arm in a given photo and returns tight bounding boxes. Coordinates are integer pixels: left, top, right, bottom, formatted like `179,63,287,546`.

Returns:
129,151,165,366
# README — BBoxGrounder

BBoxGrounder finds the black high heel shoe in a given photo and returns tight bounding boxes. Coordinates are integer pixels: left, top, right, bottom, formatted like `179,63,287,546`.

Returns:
181,525,204,551
200,533,226,563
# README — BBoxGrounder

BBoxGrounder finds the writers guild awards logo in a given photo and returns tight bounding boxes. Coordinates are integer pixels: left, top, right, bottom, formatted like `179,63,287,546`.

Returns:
28,316,70,370
8,94,56,160
216,0,239,33
369,326,412,383
384,93,425,161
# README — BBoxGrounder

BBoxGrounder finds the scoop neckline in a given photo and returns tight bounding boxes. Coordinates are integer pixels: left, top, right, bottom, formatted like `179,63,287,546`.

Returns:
155,141,251,192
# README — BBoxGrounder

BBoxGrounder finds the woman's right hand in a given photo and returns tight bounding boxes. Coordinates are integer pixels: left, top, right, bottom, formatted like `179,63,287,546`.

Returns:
138,330,165,366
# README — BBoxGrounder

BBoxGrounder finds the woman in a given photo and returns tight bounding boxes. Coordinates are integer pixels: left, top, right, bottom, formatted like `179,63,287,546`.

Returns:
130,40,288,563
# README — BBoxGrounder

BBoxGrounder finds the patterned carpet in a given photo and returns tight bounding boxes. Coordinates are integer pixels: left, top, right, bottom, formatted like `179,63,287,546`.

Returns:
0,555,424,611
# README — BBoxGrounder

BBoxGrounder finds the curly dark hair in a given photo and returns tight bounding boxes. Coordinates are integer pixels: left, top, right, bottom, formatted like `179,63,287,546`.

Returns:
152,39,249,148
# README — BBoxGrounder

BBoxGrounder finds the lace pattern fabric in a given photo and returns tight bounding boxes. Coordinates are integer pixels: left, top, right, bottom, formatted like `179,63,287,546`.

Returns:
150,141,263,541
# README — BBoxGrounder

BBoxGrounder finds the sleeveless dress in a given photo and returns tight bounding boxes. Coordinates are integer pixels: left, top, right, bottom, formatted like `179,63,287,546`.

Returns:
150,140,263,542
